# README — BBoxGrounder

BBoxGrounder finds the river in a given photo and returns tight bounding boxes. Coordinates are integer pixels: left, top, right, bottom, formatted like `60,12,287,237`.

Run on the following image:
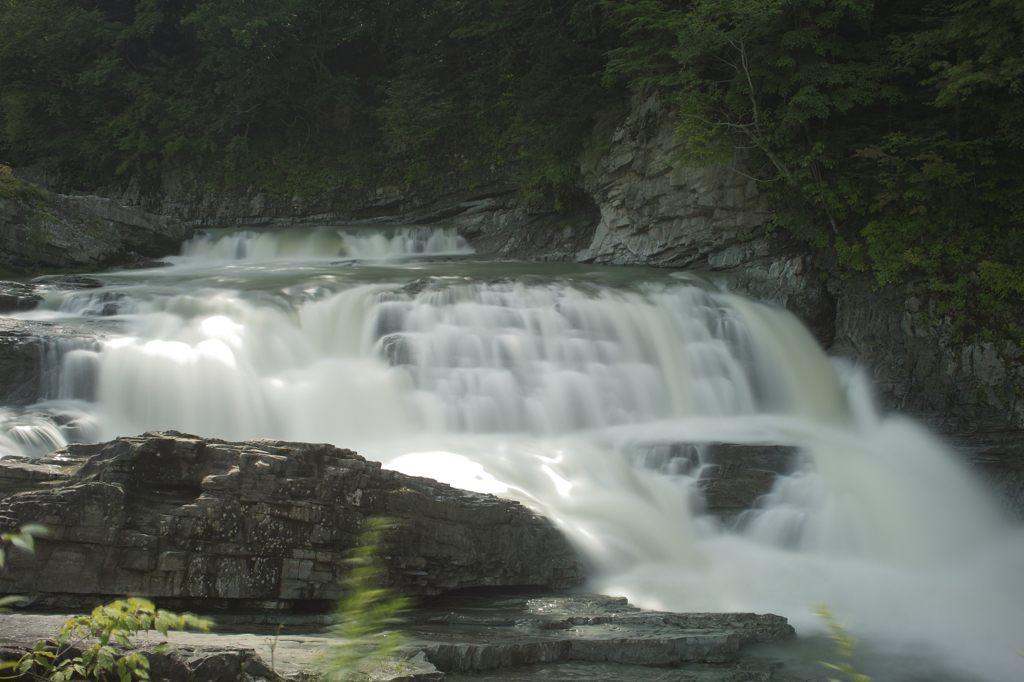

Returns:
2,225,1022,681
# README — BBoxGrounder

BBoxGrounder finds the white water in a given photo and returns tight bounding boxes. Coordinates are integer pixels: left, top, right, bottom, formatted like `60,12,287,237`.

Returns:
179,225,472,261
3,226,1022,681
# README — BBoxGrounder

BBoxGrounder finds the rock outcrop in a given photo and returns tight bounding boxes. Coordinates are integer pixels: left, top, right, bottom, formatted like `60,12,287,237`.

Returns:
563,94,1024,517
0,190,192,274
573,94,836,344
0,432,584,609
410,595,795,676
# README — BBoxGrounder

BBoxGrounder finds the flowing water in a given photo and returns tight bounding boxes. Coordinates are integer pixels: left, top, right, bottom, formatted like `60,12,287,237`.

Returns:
2,225,1022,681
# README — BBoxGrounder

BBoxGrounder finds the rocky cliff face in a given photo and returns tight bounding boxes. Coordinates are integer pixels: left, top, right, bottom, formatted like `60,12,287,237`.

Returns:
573,95,836,344
0,432,584,609
0,190,192,274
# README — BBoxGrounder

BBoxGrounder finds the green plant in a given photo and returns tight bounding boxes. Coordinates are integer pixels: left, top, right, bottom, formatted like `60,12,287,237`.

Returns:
0,523,46,568
318,517,411,682
0,524,48,611
816,604,870,682
5,598,213,682
1,527,212,682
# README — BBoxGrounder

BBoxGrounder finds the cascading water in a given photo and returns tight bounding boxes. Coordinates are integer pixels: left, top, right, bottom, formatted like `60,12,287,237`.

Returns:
179,225,472,261
2,225,1022,681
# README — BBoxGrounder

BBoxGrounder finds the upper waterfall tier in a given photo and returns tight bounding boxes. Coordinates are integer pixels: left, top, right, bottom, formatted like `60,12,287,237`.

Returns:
24,271,848,440
178,225,473,261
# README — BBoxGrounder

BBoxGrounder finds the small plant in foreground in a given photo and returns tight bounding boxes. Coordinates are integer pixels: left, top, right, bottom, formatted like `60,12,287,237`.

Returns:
0,524,48,611
2,598,213,682
0,524,47,568
816,604,871,682
318,517,411,682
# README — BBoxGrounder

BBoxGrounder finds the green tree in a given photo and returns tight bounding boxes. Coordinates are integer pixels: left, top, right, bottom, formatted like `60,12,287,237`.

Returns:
606,0,1024,339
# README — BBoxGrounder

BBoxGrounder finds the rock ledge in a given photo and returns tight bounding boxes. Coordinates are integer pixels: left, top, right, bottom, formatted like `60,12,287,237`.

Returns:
0,432,584,607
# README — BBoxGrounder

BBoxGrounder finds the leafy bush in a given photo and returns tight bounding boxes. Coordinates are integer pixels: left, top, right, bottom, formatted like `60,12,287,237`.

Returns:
6,599,213,682
2,525,214,682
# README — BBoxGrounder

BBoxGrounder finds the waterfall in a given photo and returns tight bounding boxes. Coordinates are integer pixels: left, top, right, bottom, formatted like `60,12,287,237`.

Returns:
2,225,1022,681
179,225,473,261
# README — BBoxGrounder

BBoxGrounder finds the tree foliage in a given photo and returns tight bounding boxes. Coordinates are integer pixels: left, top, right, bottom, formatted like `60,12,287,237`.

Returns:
606,0,1024,339
0,0,617,201
2,0,1022,336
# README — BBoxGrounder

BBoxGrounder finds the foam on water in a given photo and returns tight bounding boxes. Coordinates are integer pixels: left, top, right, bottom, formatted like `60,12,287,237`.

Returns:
2,226,1021,681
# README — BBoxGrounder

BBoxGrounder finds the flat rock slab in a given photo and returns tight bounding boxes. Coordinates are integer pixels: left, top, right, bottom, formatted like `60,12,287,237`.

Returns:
408,595,794,673
0,595,797,681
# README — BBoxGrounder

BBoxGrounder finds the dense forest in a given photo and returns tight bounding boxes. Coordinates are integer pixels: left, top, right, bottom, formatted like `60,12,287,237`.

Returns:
1,0,1022,338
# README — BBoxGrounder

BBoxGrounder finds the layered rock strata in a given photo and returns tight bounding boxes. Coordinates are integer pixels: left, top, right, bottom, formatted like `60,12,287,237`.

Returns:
0,432,584,608
0,191,191,273
411,595,794,674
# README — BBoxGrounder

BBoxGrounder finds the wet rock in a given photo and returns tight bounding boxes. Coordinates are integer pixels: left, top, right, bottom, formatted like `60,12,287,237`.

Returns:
30,274,105,289
0,282,43,313
0,318,106,406
111,256,173,270
412,595,795,674
633,442,798,521
696,445,798,521
0,432,584,608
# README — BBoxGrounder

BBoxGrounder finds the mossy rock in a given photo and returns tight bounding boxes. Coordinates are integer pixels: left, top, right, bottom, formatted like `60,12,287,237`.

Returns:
0,164,47,203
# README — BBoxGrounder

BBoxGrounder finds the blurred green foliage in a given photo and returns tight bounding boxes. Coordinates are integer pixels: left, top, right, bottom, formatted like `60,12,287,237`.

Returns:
318,517,410,681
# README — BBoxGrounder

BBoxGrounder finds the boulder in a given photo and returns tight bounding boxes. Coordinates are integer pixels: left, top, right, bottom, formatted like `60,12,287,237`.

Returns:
0,432,584,609
0,282,43,313
632,441,798,522
695,444,798,520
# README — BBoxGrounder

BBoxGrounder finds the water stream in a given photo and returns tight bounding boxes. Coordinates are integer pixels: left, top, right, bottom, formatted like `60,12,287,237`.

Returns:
2,225,1022,681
